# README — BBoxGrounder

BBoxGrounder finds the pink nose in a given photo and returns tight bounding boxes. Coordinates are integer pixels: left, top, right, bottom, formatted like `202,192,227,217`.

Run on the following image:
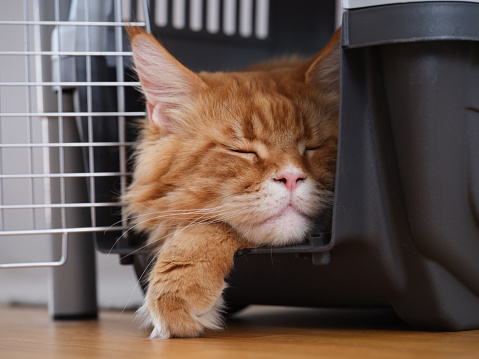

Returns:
274,172,305,192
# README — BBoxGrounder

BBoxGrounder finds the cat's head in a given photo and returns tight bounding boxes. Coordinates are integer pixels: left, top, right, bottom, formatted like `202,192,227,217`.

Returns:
125,28,340,247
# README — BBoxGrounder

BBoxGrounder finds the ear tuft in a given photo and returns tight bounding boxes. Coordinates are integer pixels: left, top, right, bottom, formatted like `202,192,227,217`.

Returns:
125,25,147,41
304,28,341,94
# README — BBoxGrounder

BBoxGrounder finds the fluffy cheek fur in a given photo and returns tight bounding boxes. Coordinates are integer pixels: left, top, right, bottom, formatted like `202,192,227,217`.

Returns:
223,177,327,246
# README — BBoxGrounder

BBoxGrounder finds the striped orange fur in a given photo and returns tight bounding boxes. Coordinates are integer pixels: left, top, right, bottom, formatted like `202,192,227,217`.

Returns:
124,28,341,338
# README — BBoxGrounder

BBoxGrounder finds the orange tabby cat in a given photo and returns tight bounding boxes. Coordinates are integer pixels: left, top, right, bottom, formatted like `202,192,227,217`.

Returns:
124,27,340,338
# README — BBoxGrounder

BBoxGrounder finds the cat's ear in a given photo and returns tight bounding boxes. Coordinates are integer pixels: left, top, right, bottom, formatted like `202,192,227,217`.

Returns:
303,28,341,94
127,27,207,132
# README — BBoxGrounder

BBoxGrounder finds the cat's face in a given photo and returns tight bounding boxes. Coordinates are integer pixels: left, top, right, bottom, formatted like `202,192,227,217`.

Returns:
125,28,340,247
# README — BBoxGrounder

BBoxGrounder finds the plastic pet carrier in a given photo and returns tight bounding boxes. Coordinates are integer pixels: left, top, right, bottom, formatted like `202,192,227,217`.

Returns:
227,0,479,331
118,0,479,331
2,0,479,332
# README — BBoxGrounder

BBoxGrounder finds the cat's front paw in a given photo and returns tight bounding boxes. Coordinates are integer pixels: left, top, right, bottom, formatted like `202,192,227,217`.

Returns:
137,303,171,339
136,223,247,339
137,279,226,339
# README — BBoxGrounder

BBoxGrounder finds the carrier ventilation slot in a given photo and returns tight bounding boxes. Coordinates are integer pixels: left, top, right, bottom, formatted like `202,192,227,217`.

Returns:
124,0,270,39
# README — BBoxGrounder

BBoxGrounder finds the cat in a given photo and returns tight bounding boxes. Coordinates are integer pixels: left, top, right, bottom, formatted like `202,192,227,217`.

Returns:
124,27,341,339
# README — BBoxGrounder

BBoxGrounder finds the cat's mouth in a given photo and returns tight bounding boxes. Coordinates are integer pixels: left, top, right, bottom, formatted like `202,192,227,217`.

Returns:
259,204,307,226
236,203,313,246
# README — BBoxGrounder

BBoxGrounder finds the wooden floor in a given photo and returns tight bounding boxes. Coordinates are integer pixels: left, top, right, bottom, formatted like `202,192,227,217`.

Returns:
1,305,479,359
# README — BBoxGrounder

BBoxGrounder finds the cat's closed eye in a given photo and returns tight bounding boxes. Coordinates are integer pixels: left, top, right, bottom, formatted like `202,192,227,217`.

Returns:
303,145,324,159
306,145,323,151
228,147,258,160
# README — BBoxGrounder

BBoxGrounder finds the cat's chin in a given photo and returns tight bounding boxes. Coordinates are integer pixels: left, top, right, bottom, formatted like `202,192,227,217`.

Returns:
238,206,312,247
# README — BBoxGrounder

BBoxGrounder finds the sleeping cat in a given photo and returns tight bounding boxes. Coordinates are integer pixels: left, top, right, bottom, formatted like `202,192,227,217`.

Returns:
124,27,341,339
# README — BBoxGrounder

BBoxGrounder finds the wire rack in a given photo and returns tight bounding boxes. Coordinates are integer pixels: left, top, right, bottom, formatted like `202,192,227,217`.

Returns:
0,0,149,268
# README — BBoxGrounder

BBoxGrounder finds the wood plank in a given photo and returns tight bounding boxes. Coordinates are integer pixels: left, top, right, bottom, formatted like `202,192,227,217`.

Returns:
1,305,478,359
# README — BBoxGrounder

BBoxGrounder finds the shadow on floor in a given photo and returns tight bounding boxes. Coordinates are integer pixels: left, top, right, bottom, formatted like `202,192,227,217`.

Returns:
229,305,410,332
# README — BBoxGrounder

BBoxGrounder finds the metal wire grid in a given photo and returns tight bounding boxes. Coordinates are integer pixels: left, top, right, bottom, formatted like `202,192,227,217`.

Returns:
0,0,149,268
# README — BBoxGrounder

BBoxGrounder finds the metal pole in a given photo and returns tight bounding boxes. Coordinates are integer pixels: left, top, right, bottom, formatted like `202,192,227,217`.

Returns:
37,0,97,320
